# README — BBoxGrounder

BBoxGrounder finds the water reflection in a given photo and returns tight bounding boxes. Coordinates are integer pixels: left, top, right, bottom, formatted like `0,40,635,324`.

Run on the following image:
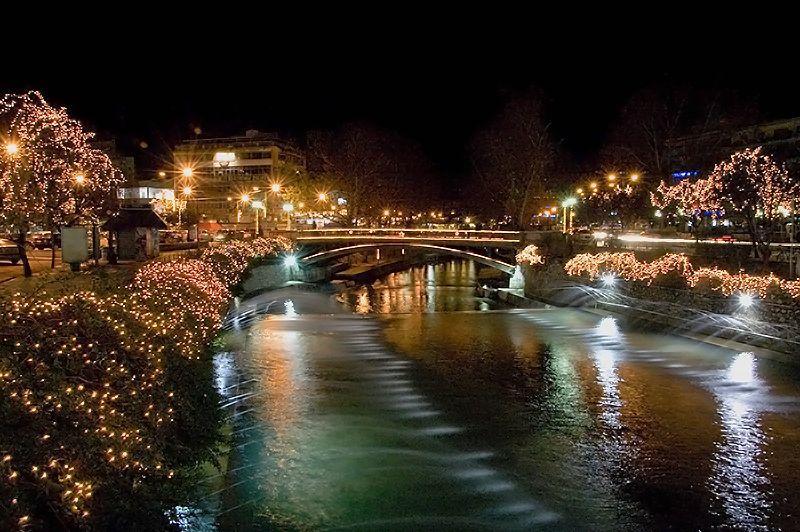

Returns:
209,264,800,530
708,351,771,529
340,260,501,314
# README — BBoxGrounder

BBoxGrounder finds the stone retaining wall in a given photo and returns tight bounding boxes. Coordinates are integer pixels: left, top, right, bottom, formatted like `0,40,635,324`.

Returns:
521,262,800,356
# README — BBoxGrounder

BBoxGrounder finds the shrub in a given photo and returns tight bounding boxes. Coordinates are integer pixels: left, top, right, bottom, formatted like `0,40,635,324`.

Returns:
0,237,289,529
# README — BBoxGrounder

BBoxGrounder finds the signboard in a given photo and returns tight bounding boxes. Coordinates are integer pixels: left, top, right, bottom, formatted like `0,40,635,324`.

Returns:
61,226,89,265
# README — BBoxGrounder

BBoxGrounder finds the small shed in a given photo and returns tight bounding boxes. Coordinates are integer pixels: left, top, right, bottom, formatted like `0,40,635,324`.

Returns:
103,208,168,260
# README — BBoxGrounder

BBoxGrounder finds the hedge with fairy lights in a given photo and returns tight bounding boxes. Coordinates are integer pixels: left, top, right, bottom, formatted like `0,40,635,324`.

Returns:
565,251,800,301
1,237,291,530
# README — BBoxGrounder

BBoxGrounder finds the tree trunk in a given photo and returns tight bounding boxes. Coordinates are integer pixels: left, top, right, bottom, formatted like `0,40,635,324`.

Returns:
15,230,32,277
108,231,118,265
50,230,57,269
92,224,100,266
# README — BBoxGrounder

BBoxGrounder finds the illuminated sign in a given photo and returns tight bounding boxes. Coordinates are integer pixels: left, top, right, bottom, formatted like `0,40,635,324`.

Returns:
671,170,699,180
213,152,236,166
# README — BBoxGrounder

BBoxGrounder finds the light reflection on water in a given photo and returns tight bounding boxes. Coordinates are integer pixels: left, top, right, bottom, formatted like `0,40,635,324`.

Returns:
204,261,800,530
339,260,500,314
708,351,771,530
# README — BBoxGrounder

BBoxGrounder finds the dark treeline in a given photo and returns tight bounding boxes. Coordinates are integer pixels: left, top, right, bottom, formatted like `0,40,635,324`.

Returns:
300,85,770,228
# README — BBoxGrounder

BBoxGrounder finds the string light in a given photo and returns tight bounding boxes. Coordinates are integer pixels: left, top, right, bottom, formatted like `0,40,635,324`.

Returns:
515,244,544,265
1,91,122,234
0,236,292,527
565,251,800,300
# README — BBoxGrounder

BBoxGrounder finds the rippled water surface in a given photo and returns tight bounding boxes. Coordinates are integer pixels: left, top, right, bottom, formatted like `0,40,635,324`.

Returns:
206,261,800,530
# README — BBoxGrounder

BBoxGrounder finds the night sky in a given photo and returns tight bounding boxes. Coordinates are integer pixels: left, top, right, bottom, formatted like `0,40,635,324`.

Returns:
4,29,798,181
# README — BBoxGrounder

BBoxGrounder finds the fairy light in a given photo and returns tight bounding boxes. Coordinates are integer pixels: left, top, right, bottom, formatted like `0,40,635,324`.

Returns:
565,251,800,301
652,147,798,220
0,236,292,527
0,91,122,235
515,244,545,265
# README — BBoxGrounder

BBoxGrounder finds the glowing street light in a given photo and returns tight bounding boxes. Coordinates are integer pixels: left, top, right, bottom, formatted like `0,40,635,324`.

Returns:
74,173,86,185
561,197,578,208
240,193,251,204
317,192,328,202
158,170,166,178
600,272,617,287
284,255,298,267
383,209,390,217
738,293,756,309
182,186,193,197
270,182,282,193
562,197,578,233
181,167,194,178
5,142,19,156
576,187,584,194
630,173,639,182
589,182,598,190
282,202,294,230
607,174,617,182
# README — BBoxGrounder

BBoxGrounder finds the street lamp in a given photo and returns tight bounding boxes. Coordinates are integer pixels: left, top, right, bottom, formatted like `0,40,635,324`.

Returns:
317,192,328,202
181,167,194,178
236,193,252,223
251,200,265,235
74,173,86,185
5,142,19,156
270,183,282,194
177,186,193,226
561,197,578,233
282,202,294,230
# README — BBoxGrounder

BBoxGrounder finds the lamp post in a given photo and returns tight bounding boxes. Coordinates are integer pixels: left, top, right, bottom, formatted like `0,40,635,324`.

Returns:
238,193,251,223
251,200,265,236
562,197,578,233
177,186,193,227
283,202,294,230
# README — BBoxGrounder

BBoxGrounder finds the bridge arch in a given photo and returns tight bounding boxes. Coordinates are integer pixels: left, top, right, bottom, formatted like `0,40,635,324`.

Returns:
300,243,516,275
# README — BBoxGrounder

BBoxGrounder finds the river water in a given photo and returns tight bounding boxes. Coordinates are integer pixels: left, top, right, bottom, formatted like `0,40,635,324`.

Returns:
205,260,800,530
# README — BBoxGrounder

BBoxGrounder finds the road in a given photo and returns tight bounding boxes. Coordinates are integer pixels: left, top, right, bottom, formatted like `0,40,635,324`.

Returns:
0,249,63,283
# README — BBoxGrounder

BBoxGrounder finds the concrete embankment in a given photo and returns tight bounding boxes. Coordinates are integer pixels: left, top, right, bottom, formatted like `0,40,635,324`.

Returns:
477,276,800,363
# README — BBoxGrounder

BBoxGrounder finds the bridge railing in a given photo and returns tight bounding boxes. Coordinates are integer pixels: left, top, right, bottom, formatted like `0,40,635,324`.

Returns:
277,228,523,242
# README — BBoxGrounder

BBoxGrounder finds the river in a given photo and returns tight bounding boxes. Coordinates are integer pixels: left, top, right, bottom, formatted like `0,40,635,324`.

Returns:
202,259,800,530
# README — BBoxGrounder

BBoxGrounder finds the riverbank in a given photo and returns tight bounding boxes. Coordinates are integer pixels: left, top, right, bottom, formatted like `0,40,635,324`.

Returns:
476,281,798,364
0,237,293,529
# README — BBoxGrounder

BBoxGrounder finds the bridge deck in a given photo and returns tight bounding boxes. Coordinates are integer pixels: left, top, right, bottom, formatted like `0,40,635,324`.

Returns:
290,228,522,248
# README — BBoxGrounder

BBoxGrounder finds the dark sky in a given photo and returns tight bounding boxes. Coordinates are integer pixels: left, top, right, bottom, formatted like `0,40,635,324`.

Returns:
4,26,799,180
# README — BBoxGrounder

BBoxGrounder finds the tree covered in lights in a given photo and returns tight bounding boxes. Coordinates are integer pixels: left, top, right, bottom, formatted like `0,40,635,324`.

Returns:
653,147,798,265
0,91,121,276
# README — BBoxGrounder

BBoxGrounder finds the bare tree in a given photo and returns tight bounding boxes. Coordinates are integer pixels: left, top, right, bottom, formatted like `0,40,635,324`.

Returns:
307,123,437,225
468,89,560,228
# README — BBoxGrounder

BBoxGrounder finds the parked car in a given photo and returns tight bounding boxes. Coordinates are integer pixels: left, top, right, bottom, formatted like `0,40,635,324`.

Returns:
0,238,21,264
29,230,61,249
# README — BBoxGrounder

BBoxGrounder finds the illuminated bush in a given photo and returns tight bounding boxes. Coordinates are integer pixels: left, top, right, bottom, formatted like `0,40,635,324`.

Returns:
565,251,800,301
0,237,289,529
515,245,544,266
